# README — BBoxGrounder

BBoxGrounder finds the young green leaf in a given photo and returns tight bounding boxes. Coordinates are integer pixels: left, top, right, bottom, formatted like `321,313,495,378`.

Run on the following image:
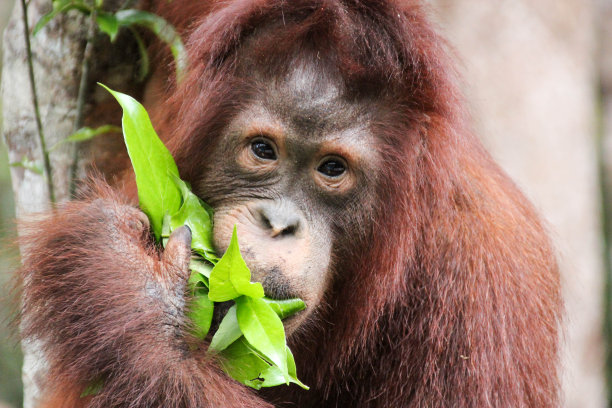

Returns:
209,304,242,352
114,10,187,81
51,125,121,151
129,27,150,81
161,212,171,248
208,226,265,301
190,258,213,280
101,84,181,239
260,347,309,389
218,337,272,390
96,12,119,42
218,336,307,389
262,297,306,320
188,289,214,340
235,296,289,382
80,377,104,398
211,298,307,353
33,0,91,36
10,158,43,175
188,273,209,291
170,175,216,260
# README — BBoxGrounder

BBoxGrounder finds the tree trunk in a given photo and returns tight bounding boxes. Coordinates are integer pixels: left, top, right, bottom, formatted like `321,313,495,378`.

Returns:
429,0,606,406
3,2,86,406
2,1,139,405
597,0,612,403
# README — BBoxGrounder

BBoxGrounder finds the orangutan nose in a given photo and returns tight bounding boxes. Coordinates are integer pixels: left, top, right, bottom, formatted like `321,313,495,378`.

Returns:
256,200,302,238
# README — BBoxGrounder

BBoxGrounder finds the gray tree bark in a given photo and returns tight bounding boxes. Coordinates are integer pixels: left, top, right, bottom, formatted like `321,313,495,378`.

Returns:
3,2,85,208
429,0,606,406
3,2,87,406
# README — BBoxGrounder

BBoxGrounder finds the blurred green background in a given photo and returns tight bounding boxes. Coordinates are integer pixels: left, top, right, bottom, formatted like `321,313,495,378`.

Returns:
0,1,23,407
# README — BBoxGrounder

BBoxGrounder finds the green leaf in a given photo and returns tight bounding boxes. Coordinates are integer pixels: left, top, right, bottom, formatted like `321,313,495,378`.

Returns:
260,347,309,389
208,226,264,301
161,212,171,248
129,27,150,81
219,337,272,390
209,297,304,352
218,338,307,389
188,289,214,340
170,175,216,260
96,12,119,42
33,2,68,36
80,377,104,398
209,304,242,352
51,125,121,151
33,0,91,36
188,272,209,290
10,158,43,175
101,84,182,239
190,258,213,279
114,10,186,81
262,297,306,320
235,296,288,382
66,125,121,142
188,258,212,290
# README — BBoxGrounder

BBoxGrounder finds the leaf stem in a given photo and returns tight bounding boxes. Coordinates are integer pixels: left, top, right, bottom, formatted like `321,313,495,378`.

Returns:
120,0,138,11
69,1,98,196
20,0,55,204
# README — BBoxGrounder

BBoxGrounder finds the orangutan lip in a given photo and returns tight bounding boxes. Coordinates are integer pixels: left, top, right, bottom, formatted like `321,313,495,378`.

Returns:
263,291,300,301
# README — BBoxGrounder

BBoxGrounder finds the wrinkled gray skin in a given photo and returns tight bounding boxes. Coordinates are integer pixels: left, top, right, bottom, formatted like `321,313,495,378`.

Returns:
197,59,380,332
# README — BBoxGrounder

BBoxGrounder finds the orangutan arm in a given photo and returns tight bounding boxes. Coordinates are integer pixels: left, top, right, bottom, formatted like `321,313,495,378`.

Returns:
19,185,271,408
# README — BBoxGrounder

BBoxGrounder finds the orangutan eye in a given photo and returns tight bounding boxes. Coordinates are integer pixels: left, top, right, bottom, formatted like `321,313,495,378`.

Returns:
251,139,277,160
317,158,346,178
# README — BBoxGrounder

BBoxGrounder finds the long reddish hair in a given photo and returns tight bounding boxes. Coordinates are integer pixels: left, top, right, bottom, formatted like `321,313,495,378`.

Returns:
142,1,562,406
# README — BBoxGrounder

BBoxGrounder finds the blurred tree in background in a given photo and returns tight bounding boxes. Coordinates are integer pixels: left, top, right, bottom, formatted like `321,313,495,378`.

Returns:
0,2,22,408
429,1,610,407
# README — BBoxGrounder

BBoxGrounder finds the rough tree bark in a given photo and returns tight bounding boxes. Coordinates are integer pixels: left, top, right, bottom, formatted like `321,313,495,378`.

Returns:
3,2,86,406
2,1,138,406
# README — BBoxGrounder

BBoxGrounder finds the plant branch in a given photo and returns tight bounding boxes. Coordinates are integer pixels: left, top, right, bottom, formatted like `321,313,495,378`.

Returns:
20,0,55,204
69,1,98,196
